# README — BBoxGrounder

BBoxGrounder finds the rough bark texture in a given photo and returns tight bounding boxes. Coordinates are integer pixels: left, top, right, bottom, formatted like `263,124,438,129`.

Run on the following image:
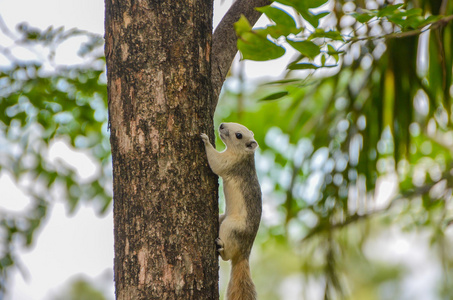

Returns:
105,0,269,298
105,0,218,299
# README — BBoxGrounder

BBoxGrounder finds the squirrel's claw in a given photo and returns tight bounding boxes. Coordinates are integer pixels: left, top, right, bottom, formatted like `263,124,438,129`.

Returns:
215,237,224,252
200,133,209,144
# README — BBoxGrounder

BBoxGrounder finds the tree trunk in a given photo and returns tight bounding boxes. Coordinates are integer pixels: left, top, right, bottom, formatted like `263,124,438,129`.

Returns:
104,0,218,299
105,0,269,298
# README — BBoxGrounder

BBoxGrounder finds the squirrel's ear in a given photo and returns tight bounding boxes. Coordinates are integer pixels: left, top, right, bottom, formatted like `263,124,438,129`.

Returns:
245,140,258,152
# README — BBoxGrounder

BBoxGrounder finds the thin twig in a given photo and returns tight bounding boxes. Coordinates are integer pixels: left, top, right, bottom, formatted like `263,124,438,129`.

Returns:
346,14,453,43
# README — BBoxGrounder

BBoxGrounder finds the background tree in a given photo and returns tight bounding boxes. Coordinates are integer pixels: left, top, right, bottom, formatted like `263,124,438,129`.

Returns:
51,276,108,300
223,0,453,298
0,22,111,297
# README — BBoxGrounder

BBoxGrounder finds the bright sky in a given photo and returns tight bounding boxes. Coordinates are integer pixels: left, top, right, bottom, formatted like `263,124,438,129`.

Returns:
0,0,110,297
0,0,104,34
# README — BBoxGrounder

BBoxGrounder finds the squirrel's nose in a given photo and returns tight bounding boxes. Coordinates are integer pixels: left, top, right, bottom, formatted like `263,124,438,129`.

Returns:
219,123,224,130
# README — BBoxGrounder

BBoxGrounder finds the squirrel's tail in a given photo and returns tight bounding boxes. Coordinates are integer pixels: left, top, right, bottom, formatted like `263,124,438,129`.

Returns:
227,257,257,300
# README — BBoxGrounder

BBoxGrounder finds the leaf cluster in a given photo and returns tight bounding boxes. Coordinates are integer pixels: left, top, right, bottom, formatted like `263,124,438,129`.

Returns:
234,1,450,78
0,24,110,295
222,0,453,298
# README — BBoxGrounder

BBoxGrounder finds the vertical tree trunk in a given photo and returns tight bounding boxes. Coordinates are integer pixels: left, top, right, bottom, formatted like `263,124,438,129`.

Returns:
105,0,218,299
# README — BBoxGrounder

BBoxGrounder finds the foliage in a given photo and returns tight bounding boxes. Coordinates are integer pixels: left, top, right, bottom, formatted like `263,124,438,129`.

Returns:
51,276,108,300
220,0,453,298
0,22,110,296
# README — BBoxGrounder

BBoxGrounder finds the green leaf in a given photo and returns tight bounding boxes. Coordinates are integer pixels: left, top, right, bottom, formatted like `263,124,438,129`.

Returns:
420,15,442,27
262,79,302,85
321,54,326,66
315,12,330,20
259,91,289,101
327,44,341,62
400,8,423,17
350,12,374,23
276,0,328,9
411,15,442,30
237,32,286,61
309,29,344,41
305,0,329,8
257,26,301,40
234,15,251,37
287,62,336,70
286,40,320,59
301,11,330,28
327,44,335,53
387,15,406,27
235,15,286,61
403,15,427,30
255,6,302,38
288,62,320,70
377,4,404,18
275,0,329,27
0,254,14,268
257,5,297,28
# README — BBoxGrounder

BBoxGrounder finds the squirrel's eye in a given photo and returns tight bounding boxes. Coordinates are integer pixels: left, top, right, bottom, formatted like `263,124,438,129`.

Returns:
235,133,243,139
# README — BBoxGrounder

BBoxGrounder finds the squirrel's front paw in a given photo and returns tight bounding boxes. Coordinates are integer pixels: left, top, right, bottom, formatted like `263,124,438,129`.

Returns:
200,133,209,144
215,238,224,251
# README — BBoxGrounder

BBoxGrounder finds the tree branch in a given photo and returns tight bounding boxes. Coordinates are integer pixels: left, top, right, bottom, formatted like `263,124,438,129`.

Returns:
346,14,453,43
210,0,270,113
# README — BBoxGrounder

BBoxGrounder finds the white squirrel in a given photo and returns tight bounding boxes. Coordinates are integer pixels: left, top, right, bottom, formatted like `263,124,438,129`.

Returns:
201,122,262,300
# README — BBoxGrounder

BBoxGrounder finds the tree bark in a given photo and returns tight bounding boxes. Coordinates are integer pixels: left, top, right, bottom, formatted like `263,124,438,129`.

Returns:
105,1,218,299
105,0,268,299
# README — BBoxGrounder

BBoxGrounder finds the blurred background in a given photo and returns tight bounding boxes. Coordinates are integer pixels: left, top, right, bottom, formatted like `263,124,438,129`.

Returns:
1,0,452,299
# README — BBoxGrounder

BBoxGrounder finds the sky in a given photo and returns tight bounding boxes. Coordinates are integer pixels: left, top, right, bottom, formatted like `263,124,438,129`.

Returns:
0,0,107,294
3,0,130,299
0,136,113,299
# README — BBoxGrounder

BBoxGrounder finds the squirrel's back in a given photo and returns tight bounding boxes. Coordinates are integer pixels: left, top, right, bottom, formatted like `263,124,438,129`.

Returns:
225,156,262,258
200,122,262,300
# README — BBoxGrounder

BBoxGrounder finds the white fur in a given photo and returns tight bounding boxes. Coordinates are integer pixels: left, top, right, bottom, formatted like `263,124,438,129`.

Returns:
200,123,258,261
201,122,260,300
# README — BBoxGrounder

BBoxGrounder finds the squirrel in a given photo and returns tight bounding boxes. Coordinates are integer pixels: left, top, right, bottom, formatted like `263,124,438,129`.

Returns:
201,122,262,300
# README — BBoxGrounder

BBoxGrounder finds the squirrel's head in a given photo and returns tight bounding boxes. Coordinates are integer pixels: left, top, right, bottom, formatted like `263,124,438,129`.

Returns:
218,122,258,154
